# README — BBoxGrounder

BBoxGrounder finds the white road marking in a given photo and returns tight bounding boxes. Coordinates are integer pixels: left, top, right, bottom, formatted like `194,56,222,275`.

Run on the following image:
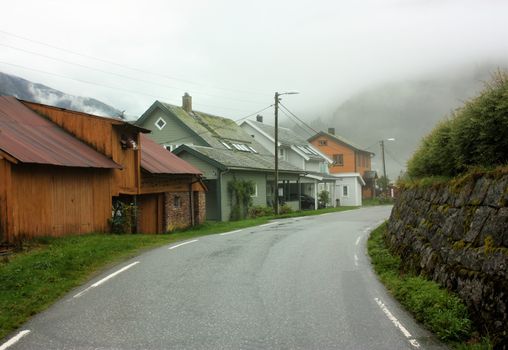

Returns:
375,298,421,348
364,227,371,232
168,239,198,250
220,229,243,236
354,254,359,266
73,261,140,298
0,330,30,350
259,222,277,227
355,237,361,246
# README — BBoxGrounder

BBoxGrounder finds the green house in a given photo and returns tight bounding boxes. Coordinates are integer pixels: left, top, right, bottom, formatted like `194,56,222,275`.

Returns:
136,94,303,221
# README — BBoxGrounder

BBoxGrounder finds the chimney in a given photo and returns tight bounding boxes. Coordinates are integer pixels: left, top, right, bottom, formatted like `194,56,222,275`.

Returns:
256,115,263,123
328,127,335,135
182,92,192,112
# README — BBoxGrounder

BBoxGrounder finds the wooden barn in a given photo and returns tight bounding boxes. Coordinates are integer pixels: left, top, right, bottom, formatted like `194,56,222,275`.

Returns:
0,97,206,242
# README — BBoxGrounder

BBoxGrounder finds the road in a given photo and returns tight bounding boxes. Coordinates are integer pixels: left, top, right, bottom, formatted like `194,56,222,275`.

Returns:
4,206,447,349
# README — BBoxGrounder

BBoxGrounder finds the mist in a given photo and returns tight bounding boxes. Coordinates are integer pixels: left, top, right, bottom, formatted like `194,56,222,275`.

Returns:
1,0,508,177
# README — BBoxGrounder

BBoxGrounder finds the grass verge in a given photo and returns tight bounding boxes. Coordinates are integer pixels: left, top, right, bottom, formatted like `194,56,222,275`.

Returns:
0,206,355,340
367,223,492,349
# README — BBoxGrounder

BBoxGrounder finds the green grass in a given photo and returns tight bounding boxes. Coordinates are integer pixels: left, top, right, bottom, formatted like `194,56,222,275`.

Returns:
0,207,356,341
270,205,357,219
362,198,394,206
367,223,492,349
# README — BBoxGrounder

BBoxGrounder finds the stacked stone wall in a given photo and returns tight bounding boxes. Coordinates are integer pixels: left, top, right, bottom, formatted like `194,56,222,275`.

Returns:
387,173,508,346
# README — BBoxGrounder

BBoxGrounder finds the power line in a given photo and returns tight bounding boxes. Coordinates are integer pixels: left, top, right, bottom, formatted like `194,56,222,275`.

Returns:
278,102,320,136
278,107,318,138
385,148,406,168
0,61,257,114
0,43,266,105
0,29,270,97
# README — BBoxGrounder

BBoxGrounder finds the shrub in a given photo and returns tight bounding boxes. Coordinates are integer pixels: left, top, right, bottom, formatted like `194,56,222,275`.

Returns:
228,179,255,221
318,190,330,208
248,206,274,218
109,202,137,234
279,204,293,214
407,70,508,179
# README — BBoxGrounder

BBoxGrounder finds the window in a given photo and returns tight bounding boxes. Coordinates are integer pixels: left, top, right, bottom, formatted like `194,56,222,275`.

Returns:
248,146,258,153
232,143,251,152
173,196,181,208
155,117,166,130
221,141,232,150
333,154,344,166
343,185,349,197
318,140,327,146
251,184,258,197
164,144,181,152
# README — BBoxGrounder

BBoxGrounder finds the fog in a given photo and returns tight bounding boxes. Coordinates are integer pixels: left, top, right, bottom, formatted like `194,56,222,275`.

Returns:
1,0,508,177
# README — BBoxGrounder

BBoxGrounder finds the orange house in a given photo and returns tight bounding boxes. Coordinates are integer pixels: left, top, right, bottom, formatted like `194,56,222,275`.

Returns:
308,129,376,199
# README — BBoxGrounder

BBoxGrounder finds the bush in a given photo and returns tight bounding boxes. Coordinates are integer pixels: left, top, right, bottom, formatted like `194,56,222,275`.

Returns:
248,206,274,218
318,190,330,208
407,70,508,178
279,204,293,214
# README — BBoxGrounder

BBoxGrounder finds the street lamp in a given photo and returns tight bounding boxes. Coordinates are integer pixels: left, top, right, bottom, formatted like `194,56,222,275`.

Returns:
274,91,299,215
379,138,395,195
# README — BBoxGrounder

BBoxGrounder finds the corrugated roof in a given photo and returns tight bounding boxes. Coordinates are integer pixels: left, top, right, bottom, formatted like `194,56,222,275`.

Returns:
140,134,202,175
0,96,121,168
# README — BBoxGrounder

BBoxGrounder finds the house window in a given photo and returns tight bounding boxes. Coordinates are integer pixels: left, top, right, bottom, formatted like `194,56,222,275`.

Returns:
333,154,344,166
343,185,349,197
251,184,258,197
155,117,166,130
173,196,181,208
318,140,327,146
221,141,232,150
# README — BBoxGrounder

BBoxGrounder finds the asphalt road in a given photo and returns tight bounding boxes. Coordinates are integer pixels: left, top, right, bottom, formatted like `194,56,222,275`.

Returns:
5,206,448,350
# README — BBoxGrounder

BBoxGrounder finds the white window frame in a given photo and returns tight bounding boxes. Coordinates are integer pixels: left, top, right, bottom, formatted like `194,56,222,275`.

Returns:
251,183,258,197
155,117,167,130
342,185,349,197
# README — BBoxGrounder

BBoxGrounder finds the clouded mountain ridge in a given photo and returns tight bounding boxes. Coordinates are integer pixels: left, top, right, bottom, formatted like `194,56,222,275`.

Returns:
307,64,504,178
0,72,123,118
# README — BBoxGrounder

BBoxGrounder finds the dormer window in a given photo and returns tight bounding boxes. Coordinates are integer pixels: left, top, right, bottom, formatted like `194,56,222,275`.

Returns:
221,141,232,150
155,117,166,130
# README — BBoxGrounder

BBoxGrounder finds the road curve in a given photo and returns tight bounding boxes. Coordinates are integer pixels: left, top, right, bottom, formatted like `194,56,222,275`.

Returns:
5,206,447,349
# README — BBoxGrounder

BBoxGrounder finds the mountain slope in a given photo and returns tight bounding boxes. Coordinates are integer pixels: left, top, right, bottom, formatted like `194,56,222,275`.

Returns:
0,71,122,118
309,65,505,179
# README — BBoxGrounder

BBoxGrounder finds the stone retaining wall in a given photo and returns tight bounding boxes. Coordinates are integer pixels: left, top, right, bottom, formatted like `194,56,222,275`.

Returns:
386,173,508,346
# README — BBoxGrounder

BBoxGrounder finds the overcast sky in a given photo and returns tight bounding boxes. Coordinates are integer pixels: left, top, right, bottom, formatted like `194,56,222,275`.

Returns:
1,0,507,121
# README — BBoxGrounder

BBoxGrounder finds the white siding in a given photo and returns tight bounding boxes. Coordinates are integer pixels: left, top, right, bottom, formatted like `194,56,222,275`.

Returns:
335,176,362,206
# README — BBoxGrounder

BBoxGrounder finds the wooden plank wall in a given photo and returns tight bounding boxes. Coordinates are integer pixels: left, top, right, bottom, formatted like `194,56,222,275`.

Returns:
140,174,205,194
0,158,12,241
22,102,140,196
137,193,164,234
9,164,112,239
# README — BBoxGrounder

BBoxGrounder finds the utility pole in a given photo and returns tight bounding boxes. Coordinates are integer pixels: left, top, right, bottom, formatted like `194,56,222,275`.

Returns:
380,139,387,184
273,91,298,216
274,92,280,215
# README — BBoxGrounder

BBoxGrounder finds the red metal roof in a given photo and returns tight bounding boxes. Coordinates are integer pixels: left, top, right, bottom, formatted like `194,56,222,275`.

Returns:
0,96,121,169
140,134,202,175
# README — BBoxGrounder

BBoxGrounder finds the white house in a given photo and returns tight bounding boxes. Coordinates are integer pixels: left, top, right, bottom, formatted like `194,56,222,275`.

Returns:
333,173,365,206
240,117,338,209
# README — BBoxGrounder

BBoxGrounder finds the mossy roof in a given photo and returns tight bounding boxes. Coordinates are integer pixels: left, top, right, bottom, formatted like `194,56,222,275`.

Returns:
145,101,270,154
175,145,303,173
